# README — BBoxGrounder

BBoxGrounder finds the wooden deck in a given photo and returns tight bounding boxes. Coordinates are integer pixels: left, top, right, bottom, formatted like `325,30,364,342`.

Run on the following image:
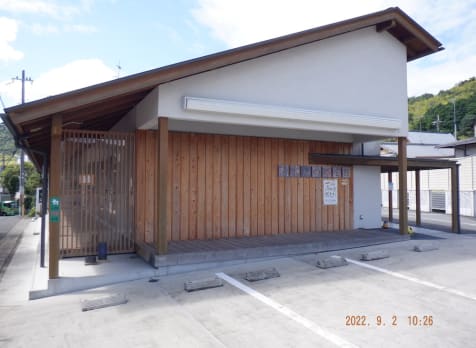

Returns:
154,229,410,274
168,228,407,254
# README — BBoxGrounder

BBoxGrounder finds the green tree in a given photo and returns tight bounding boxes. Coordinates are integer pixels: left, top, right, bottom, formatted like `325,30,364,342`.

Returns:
0,123,17,170
408,77,476,139
0,163,20,199
25,163,39,195
0,162,41,210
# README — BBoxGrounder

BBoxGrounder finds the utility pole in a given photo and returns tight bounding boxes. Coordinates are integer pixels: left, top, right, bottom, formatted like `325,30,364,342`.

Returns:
432,114,441,132
452,99,457,139
12,70,33,216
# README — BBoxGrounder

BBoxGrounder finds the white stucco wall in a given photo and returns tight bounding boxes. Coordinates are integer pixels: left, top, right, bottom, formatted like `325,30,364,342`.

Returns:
354,165,382,228
148,26,408,141
112,87,159,132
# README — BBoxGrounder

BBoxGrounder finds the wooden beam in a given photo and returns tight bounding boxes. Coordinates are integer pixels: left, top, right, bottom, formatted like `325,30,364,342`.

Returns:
49,115,62,279
388,172,393,222
451,165,460,233
309,153,458,170
157,117,169,254
415,169,421,226
398,137,408,235
376,20,396,32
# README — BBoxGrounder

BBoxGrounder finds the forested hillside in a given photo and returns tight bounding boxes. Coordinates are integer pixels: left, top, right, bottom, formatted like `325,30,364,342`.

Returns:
409,77,476,139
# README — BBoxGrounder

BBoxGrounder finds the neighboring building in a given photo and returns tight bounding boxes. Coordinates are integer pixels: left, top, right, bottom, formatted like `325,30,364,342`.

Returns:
438,137,476,216
380,132,455,158
2,7,444,279
439,137,476,157
381,131,476,217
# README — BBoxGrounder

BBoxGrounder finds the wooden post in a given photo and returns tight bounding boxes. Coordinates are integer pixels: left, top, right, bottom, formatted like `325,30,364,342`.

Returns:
451,165,460,233
49,115,62,279
157,117,169,254
398,137,408,235
388,172,393,222
415,169,421,226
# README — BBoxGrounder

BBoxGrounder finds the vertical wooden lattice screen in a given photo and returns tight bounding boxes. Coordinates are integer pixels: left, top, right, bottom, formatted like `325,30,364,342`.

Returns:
60,130,135,257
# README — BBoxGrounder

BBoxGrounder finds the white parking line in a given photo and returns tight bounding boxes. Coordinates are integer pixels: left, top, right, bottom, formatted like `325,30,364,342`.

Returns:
346,258,476,302
216,272,359,348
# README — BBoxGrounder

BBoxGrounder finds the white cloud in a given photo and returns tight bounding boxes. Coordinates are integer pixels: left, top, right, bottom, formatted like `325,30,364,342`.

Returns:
30,22,59,35
0,17,23,62
64,24,97,33
408,54,476,97
192,0,476,96
192,0,388,47
23,22,97,36
0,0,79,19
1,59,116,107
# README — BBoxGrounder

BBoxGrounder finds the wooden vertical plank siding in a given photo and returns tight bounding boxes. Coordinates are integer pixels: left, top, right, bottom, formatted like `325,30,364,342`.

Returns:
189,133,198,241
196,135,206,239
235,136,244,237
157,117,169,254
228,136,237,238
145,131,156,244
135,131,353,242
277,140,286,234
221,136,229,237
205,135,214,239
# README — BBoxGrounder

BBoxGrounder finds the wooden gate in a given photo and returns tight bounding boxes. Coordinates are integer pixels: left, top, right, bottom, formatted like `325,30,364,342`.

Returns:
60,130,135,257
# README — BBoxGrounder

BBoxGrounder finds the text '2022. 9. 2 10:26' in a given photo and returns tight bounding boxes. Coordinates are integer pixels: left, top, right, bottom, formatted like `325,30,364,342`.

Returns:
345,315,434,327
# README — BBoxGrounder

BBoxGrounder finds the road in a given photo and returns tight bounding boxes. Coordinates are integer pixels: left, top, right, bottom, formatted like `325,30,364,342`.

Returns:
0,216,21,242
0,216,24,280
382,208,476,234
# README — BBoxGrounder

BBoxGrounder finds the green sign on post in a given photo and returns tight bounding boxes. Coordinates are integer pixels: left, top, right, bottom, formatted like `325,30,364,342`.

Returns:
50,196,60,223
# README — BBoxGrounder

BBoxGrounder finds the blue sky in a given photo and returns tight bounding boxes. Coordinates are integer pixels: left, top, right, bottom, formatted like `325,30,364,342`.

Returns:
1,0,475,108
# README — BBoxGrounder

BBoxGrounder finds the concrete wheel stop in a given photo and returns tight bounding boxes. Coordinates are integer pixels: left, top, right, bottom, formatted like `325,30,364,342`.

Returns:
316,255,348,269
414,243,439,252
360,250,389,261
184,276,224,292
243,267,280,282
81,293,128,312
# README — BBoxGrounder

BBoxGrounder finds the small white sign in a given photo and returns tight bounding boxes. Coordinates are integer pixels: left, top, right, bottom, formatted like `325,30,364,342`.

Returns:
323,179,338,206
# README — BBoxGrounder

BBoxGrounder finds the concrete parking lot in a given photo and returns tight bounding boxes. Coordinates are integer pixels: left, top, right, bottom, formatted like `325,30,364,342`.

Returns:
1,223,475,347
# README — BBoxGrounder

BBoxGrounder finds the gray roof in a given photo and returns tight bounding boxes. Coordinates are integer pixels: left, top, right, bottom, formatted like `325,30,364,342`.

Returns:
438,137,476,149
381,143,455,158
380,132,456,158
407,131,455,145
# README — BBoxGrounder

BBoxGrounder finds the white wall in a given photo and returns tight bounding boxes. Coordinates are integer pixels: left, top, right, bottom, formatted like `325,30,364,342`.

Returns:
157,27,408,141
112,87,159,131
352,141,381,156
380,156,476,216
354,165,382,228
